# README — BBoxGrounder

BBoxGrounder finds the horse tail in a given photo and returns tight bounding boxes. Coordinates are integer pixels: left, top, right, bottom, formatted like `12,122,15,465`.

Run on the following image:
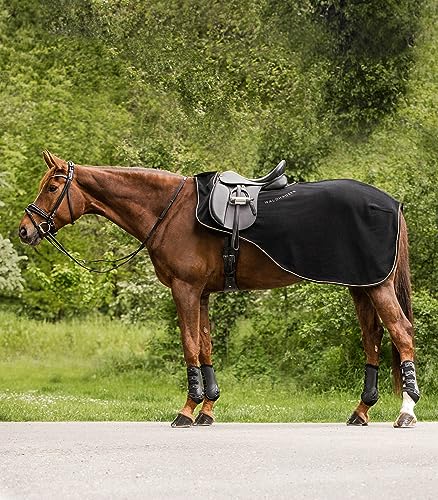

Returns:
392,212,413,394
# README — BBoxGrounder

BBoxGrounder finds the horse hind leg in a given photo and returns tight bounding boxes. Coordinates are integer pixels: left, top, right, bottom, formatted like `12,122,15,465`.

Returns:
367,277,420,428
347,288,384,426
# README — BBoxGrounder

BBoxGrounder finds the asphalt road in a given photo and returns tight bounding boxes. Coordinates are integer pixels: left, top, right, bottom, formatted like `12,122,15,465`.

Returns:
1,422,437,500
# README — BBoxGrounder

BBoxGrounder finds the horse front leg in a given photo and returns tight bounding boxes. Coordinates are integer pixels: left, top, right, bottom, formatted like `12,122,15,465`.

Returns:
193,293,220,426
170,279,204,428
348,288,384,426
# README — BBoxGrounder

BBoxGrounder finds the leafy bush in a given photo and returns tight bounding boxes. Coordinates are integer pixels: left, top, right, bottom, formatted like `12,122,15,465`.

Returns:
108,260,173,323
413,290,438,393
229,284,391,392
227,285,437,393
21,263,114,320
209,292,252,368
0,234,27,297
311,0,423,135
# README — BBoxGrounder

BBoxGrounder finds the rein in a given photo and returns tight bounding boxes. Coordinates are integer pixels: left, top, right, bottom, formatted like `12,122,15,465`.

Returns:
25,162,187,273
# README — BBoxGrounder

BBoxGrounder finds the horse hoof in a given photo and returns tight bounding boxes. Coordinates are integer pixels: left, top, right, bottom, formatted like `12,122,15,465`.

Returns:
393,412,417,428
171,413,193,428
346,412,368,426
193,412,214,426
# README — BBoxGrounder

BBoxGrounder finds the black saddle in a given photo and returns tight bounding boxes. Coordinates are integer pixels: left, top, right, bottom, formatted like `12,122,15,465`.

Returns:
208,160,288,291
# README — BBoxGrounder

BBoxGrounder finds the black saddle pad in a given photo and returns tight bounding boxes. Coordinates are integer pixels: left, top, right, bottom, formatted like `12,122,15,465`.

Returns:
195,172,402,286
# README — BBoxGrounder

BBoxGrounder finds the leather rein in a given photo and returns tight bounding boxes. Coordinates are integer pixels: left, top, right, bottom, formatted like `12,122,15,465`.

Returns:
24,161,187,273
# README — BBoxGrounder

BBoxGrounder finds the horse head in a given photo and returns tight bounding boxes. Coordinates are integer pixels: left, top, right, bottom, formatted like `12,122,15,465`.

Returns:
19,151,82,246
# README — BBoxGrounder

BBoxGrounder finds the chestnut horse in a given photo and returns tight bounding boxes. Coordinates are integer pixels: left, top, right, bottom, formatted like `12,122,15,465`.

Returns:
19,152,420,428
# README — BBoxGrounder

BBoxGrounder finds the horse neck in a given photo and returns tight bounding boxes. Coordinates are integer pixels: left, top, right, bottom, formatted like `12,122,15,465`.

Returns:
75,165,182,241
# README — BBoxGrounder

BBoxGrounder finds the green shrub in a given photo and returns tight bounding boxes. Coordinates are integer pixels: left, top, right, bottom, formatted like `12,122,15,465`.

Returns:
311,0,423,134
21,263,114,320
229,284,392,392
413,289,438,393
0,234,27,297
209,292,252,368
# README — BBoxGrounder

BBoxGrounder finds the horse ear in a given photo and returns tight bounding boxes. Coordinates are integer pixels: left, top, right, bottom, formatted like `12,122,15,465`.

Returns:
42,150,67,171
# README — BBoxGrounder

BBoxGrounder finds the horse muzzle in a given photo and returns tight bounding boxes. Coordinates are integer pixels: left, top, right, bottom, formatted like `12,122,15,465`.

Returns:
18,218,43,246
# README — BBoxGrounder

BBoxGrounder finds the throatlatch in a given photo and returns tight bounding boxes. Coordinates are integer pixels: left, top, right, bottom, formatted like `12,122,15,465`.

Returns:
187,366,204,404
361,364,379,407
201,364,220,401
400,360,420,403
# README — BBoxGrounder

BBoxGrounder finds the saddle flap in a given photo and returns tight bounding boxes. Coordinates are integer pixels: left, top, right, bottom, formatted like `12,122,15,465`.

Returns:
210,180,261,230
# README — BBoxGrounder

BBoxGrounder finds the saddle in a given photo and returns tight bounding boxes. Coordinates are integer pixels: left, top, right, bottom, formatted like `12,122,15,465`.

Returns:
210,160,287,234
208,160,288,290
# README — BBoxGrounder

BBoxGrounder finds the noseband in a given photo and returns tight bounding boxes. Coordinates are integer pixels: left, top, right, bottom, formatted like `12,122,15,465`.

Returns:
25,160,76,238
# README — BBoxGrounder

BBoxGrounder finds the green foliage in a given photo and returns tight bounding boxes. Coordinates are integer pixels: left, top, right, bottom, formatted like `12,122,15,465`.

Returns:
0,0,132,244
413,289,438,393
229,285,370,390
108,260,174,323
209,292,252,368
38,0,334,179
228,285,438,393
0,234,27,297
20,263,114,320
311,0,423,135
0,0,437,400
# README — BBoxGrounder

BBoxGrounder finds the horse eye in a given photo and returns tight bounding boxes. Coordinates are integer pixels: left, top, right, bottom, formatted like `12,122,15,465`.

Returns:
48,185,58,192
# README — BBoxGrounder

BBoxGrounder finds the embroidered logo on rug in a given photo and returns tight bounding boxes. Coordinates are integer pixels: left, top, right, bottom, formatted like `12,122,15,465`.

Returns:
264,190,296,204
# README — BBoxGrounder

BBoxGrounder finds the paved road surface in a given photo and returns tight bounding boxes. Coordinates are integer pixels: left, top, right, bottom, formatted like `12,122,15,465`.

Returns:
1,422,437,499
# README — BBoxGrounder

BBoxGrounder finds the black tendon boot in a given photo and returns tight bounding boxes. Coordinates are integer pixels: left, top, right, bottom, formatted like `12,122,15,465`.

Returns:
400,360,420,403
201,364,220,401
187,366,204,404
361,364,379,407
394,360,420,428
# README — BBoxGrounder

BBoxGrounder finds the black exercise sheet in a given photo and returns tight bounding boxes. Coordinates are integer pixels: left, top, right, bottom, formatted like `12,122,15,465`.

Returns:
195,172,401,286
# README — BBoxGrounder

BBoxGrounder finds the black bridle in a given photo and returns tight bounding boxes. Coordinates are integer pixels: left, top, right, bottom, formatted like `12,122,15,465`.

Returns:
25,160,76,238
24,161,187,273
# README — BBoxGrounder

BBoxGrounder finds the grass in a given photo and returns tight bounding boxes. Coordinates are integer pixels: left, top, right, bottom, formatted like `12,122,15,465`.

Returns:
0,311,437,422
1,357,437,423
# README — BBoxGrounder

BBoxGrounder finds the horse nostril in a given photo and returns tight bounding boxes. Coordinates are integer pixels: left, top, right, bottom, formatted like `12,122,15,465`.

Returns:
19,226,27,239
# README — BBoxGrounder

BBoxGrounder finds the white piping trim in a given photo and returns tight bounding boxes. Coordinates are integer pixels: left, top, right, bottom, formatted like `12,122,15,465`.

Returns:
195,178,402,288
